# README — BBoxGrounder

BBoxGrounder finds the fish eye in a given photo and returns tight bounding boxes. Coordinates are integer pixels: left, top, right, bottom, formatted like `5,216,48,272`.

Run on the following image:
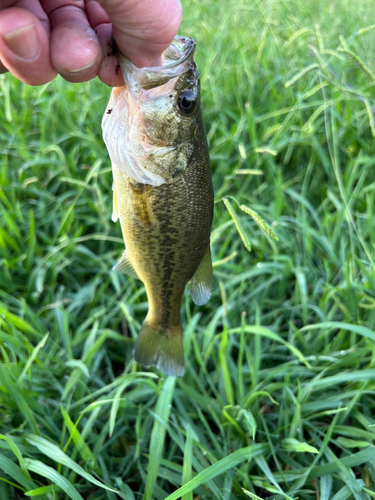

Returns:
177,91,196,115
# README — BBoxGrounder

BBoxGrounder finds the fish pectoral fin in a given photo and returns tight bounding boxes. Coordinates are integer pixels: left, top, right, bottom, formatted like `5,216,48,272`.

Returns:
189,245,213,306
130,182,154,229
113,251,140,279
112,181,119,222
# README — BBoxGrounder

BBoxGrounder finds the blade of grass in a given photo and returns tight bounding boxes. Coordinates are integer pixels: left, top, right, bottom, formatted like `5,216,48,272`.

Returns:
24,459,83,500
223,198,251,251
25,434,118,493
164,443,268,500
0,454,36,491
181,425,193,500
143,376,176,500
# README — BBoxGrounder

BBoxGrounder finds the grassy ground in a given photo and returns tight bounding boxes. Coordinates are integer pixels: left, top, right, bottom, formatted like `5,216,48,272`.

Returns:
1,0,375,498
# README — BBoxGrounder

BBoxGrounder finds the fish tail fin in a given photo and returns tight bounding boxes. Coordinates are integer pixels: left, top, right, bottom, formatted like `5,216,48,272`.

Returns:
134,321,184,377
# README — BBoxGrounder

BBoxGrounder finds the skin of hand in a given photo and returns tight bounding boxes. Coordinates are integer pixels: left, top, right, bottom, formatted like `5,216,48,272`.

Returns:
0,0,182,86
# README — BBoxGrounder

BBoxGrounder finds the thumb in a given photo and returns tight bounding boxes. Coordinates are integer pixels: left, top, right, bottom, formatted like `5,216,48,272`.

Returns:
96,0,182,67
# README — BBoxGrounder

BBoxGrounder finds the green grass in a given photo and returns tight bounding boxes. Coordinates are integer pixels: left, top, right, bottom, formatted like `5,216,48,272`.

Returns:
1,0,375,498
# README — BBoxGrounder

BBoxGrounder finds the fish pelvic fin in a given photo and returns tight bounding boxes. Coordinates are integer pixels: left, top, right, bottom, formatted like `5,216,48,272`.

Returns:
129,181,154,229
112,181,119,222
113,250,140,280
189,245,213,306
134,321,184,377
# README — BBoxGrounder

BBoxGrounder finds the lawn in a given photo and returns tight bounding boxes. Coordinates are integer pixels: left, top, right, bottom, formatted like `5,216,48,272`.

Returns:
1,0,375,498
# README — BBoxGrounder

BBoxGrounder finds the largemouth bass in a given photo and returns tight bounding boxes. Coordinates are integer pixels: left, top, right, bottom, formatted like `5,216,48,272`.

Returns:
102,36,213,376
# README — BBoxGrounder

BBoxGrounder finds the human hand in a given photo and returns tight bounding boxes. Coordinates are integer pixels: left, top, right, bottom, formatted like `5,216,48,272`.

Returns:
0,0,182,86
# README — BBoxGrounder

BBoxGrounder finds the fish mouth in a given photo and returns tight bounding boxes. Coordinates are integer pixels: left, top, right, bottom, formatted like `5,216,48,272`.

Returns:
119,36,197,90
147,36,196,69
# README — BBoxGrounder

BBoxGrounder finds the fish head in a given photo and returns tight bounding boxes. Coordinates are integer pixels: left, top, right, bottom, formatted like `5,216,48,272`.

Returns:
102,36,206,186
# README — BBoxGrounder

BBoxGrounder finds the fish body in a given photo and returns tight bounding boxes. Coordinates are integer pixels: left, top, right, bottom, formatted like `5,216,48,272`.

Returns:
102,37,213,376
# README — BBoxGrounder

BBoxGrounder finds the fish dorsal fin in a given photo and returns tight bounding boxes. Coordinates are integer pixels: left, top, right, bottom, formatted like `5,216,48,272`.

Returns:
112,181,119,222
189,245,213,306
113,251,140,280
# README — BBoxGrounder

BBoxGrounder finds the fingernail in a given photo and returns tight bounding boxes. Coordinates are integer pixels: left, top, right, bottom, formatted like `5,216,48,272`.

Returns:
67,60,97,75
3,24,39,61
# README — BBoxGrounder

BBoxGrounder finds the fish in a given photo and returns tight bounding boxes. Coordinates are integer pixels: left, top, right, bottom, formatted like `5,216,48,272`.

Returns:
101,36,213,377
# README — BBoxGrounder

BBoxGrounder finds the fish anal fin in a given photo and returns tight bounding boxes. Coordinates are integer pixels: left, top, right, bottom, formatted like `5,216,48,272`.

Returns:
113,250,140,279
189,245,213,306
112,181,119,222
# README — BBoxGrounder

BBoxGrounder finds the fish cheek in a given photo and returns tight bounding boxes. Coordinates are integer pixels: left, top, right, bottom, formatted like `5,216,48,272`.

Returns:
141,99,195,146
167,143,195,179
139,100,199,180
144,144,193,181
144,107,180,144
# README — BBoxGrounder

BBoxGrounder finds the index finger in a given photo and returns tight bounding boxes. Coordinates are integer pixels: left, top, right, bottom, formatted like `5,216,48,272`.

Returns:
96,0,182,68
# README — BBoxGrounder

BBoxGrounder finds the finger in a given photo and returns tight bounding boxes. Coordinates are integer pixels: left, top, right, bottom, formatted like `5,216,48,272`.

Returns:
96,0,182,68
0,0,23,7
84,1,123,87
0,0,51,32
85,0,110,26
0,59,7,73
0,7,57,85
42,1,102,82
95,22,124,87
